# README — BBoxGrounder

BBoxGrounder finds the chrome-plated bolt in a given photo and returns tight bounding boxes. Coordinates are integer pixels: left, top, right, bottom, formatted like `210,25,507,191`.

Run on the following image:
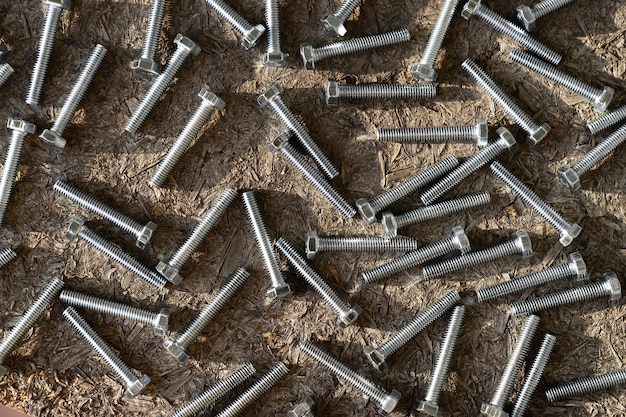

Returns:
163,268,249,362
63,306,150,398
26,0,72,105
420,127,517,205
321,0,362,36
415,305,466,416
204,0,265,50
54,179,157,250
40,44,107,148
66,215,167,290
461,0,561,64
0,63,14,88
516,0,574,32
157,188,237,284
287,396,315,417
261,0,288,66
0,278,63,377
0,247,17,268
59,289,170,336
125,34,200,133
300,29,411,70
491,161,582,246
423,230,533,280
132,0,166,74
510,272,622,317
462,59,551,147
268,131,355,218
476,252,587,302
376,118,488,146
363,291,460,371
587,104,626,135
242,191,293,300
300,341,401,416
259,84,338,179
149,89,225,187
355,156,459,224
546,367,626,402
305,229,418,260
326,78,436,105
275,238,361,328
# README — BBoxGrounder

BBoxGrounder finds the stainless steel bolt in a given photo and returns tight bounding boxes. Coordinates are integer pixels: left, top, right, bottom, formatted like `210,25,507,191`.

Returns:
157,188,237,284
326,78,436,105
132,0,166,74
587,104,626,135
546,367,626,402
305,229,418,260
0,63,14,89
516,0,574,32
204,0,265,50
300,341,401,416
261,0,288,66
287,396,315,417
0,247,17,268
376,118,488,146
275,238,362,328
321,0,362,36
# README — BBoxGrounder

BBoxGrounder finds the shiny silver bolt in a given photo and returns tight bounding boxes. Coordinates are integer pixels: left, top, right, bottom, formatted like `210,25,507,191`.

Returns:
326,78,436,105
0,63,14,89
287,396,315,417
587,104,626,135
305,229,418,259
321,0,362,36
376,118,488,146
261,0,288,66
0,247,17,268
546,367,626,402
204,0,265,50
131,0,166,75
516,0,574,32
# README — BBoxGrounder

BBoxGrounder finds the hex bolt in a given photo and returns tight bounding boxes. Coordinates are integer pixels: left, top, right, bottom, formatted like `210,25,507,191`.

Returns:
420,127,517,205
476,252,587,302
131,0,166,74
242,191,293,300
587,104,626,135
362,226,470,285
545,367,626,402
204,0,265,50
149,89,225,187
0,63,14,89
422,230,533,280
26,0,72,105
259,84,339,179
261,0,288,66
462,59,551,147
125,34,200,133
287,396,315,417
268,131,355,218
0,45,8,64
355,156,459,224
39,44,107,148
157,188,237,284
300,29,411,70
363,291,460,371
510,272,622,317
516,0,574,32
59,289,171,337
66,215,167,290
305,229,418,260
0,247,17,268
461,0,561,64
491,161,582,246
481,315,540,417
376,118,488,146
275,238,362,328
163,268,249,362
300,341,401,416
53,179,157,250
326,78,436,105
415,306,466,416
321,0,362,36
0,278,64,378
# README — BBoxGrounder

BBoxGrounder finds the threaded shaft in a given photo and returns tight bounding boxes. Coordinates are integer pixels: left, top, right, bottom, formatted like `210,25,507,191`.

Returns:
532,0,573,19
334,0,362,21
0,131,27,226
587,105,626,135
311,29,411,62
265,0,281,53
377,125,477,144
142,0,166,60
570,123,626,177
0,247,17,268
337,84,436,100
0,64,14,88
546,367,626,402
317,236,418,254
418,0,460,72
205,0,254,35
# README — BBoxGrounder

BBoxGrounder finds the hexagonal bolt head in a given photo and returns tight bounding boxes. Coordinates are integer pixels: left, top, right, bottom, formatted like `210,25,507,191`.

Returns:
321,14,347,37
136,221,157,249
452,225,471,254
337,305,362,328
66,215,87,240
380,389,401,415
125,374,151,398
415,400,440,417
7,119,37,135
267,132,291,153
363,345,387,371
513,230,533,258
515,5,537,32
568,252,587,281
559,223,581,247
241,24,265,50
198,88,226,109
258,84,284,107
266,283,293,300
480,402,508,417
174,34,201,56
355,198,377,224
381,212,398,238
594,86,614,113
39,129,67,148
325,78,340,105
156,261,182,285
475,118,489,147
410,63,437,83
0,45,8,65
461,0,481,20
557,165,581,190
44,0,72,9
261,52,289,67
603,272,622,301
163,339,189,362
304,229,320,260
527,123,551,147
130,58,161,75
300,44,316,70
153,308,171,337
495,127,518,152
287,396,315,417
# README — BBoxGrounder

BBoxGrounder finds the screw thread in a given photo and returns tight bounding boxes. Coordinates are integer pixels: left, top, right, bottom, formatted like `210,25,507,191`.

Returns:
419,0,460,69
545,367,626,402
0,64,14,88
142,0,166,59
532,0,573,19
318,236,418,254
0,247,17,268
265,0,281,53
587,105,626,135
334,0,362,21
377,125,476,144
205,0,254,34
570,123,626,176
337,84,436,100
0,131,26,226
312,29,411,62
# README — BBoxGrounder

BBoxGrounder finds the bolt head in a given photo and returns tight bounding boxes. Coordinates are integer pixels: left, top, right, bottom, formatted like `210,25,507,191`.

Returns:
527,123,551,147
130,58,161,75
480,403,508,417
557,165,581,190
495,127,518,152
198,89,225,110
381,212,398,238
567,252,587,281
66,215,87,240
321,14,347,37
594,86,614,113
355,198,377,224
300,44,316,70
267,130,292,153
363,345,387,371
452,225,471,254
0,365,7,378
337,304,362,328
325,78,340,106
39,128,67,148
258,84,284,107
288,396,315,417
261,51,289,67
603,272,622,301
559,223,581,247
410,63,437,83
266,283,293,300
415,400,441,416
516,5,537,32
126,374,150,398
7,118,36,135
305,229,320,259
153,308,171,337
136,221,157,249
174,34,201,56
379,389,401,415
0,45,8,65
475,118,489,147
44,0,72,9
513,230,533,258
163,339,189,362
461,0,481,20
241,24,265,50
156,261,182,285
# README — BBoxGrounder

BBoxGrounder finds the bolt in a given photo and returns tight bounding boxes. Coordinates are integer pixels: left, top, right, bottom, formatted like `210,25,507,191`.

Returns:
40,44,107,148
321,0,362,36
242,191,293,300
415,306,466,416
462,59,551,147
510,272,622,317
0,45,8,65
204,0,265,50
261,0,288,66
268,131,355,218
163,268,249,362
305,229,418,260
149,89,225,187
420,127,517,205
0,247,17,268
0,278,64,378
0,63,14,89
516,0,574,32
125,34,201,133
287,396,315,417
326,78,436,105
545,367,626,402
376,118,488,146
275,238,361,328
300,29,411,70
300,341,401,416
259,84,339,179
355,156,459,224
59,289,171,337
587,104,626,135
157,188,237,284
131,0,166,75
66,215,167,290
53,179,157,250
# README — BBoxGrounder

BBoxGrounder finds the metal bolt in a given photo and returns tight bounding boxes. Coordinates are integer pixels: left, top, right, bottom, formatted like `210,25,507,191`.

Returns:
0,45,8,64
420,127,517,205
204,0,265,50
259,84,339,179
363,291,460,371
261,0,288,66
40,44,107,148
131,0,166,74
462,59,551,147
0,247,17,268
149,89,225,187
54,179,157,250
0,278,64,377
26,0,72,105
268,131,355,218
415,306,466,416
300,341,401,416
321,0,362,36
300,29,411,70
287,396,315,417
157,188,237,284
546,367,626,402
242,191,293,300
423,230,533,280
163,268,249,362
66,215,167,290
305,229,419,259
59,289,171,337
516,0,574,32
326,78,436,105
587,104,626,135
376,118,488,146
275,238,362,328
510,272,622,317
125,34,200,133
0,63,14,89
